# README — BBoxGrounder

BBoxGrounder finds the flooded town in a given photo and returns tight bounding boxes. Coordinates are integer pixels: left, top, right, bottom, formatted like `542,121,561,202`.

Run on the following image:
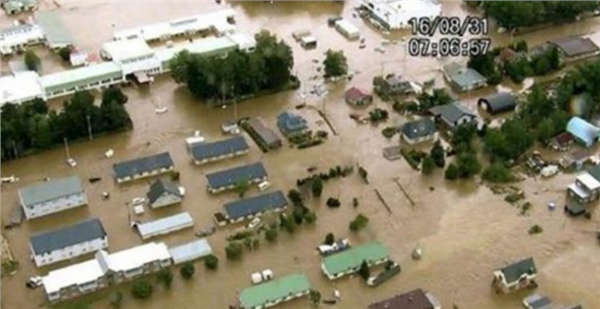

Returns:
1,1,600,309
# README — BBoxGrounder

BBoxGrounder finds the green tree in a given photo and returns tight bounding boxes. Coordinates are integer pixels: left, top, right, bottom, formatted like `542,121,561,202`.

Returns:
456,151,482,178
235,179,250,197
265,227,278,242
358,261,371,280
131,280,153,299
482,163,515,183
514,40,528,52
311,178,323,197
204,254,219,270
430,140,445,167
309,290,322,307
324,233,335,245
288,189,303,206
24,50,41,71
323,49,348,78
58,46,73,62
421,155,435,175
280,214,297,233
180,262,195,279
349,214,369,232
109,291,123,308
102,86,128,105
225,242,244,260
304,211,317,224
156,269,173,289
445,163,459,180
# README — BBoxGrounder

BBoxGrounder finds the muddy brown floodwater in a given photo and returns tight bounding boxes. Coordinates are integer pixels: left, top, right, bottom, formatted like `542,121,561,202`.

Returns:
2,1,600,309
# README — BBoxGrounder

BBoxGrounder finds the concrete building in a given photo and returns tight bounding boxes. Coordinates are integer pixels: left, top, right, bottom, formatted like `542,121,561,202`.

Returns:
113,152,174,183
368,289,442,309
2,0,38,15
321,242,390,280
100,39,161,82
35,11,73,50
135,212,194,240
19,176,87,220
401,118,437,145
442,62,487,92
335,19,360,40
429,102,476,129
146,178,184,208
568,173,600,204
492,257,537,293
243,118,282,151
548,36,600,62
205,162,268,193
360,0,442,30
221,191,288,223
0,23,45,55
41,62,125,99
239,273,311,309
42,242,171,302
0,71,44,107
277,112,308,137
30,218,107,267
190,136,249,165
168,239,212,265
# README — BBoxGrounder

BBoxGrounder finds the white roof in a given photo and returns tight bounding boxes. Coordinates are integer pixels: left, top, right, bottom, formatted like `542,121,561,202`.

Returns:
335,19,360,35
101,39,153,62
0,71,43,106
301,36,317,43
100,242,171,273
226,32,257,51
577,173,600,190
168,239,212,264
0,24,44,50
362,0,442,27
43,259,105,294
136,212,194,239
568,183,590,199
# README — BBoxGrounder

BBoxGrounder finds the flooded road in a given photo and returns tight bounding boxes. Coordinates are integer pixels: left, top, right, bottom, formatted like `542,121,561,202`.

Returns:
2,1,600,309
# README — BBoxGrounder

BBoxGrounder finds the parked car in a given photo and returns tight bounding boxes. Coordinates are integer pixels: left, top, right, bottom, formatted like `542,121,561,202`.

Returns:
26,276,43,289
246,217,261,229
258,181,271,191
66,158,77,167
131,197,146,205
317,239,350,256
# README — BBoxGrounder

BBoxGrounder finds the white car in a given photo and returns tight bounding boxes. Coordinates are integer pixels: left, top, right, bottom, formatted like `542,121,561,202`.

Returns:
26,276,43,289
246,217,261,229
66,158,77,167
258,181,271,191
131,197,146,205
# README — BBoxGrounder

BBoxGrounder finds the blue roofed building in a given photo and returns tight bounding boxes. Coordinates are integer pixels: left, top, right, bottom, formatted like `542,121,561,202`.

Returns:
190,136,249,165
277,112,308,137
205,162,268,193
566,117,600,147
113,152,175,183
219,191,288,224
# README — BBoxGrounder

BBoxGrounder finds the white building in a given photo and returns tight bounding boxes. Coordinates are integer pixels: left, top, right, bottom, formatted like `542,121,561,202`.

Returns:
168,239,212,265
0,71,44,107
19,176,87,220
335,19,360,40
568,173,600,204
29,218,107,267
100,39,161,80
135,212,194,240
361,0,442,30
41,62,125,99
0,23,45,55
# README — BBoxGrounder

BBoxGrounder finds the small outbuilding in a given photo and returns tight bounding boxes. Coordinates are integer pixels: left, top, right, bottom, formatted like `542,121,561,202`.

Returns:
345,87,373,107
478,92,516,115
566,117,600,148
429,102,476,129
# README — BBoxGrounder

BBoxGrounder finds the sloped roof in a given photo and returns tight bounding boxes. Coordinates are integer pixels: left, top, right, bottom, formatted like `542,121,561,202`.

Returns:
190,136,249,162
588,164,600,182
277,112,308,134
345,87,370,101
566,117,600,147
146,178,182,204
429,102,475,125
206,162,267,190
401,118,436,139
113,152,174,180
239,273,311,309
224,191,287,220
478,92,516,114
30,218,105,255
136,212,194,239
35,11,73,46
322,242,389,277
549,37,600,57
442,62,486,89
168,239,212,264
19,176,84,207
498,257,536,284
368,289,435,309
523,294,552,309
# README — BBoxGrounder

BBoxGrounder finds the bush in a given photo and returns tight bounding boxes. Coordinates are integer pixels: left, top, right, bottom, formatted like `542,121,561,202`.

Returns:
171,171,180,181
445,163,459,180
280,214,296,233
482,163,515,183
180,262,195,279
326,197,341,208
131,280,153,299
156,269,173,289
204,254,219,270
225,242,244,260
303,211,317,224
288,189,303,206
109,291,123,308
382,127,397,138
358,260,371,280
358,167,368,183
528,224,543,235
58,46,72,62
430,141,446,168
324,233,335,245
352,197,359,208
24,50,41,71
421,156,435,175
293,208,305,225
311,178,323,197
265,227,278,242
349,213,369,232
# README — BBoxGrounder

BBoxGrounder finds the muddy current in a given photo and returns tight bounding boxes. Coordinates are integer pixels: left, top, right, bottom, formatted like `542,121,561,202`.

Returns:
1,1,600,309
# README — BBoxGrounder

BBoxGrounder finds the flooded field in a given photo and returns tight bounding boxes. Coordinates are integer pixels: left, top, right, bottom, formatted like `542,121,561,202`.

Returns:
2,1,600,309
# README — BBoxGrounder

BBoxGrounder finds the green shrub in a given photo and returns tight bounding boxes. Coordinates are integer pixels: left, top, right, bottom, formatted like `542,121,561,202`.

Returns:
180,262,195,279
204,254,219,270
445,163,459,180
131,280,153,299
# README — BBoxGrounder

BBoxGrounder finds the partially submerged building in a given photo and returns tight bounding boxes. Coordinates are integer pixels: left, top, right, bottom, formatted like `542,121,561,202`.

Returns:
41,62,125,99
168,239,212,265
216,191,288,225
321,241,390,280
568,170,600,204
277,112,308,137
205,162,268,193
368,289,442,309
548,36,600,62
35,11,73,50
429,102,476,129
243,118,282,151
401,118,437,145
0,23,45,55
19,176,87,220
442,62,487,92
566,117,600,148
0,71,44,106
146,178,184,208
238,273,311,309
478,92,517,115
2,0,38,15
42,242,171,302
345,87,373,107
334,19,360,40
30,218,107,267
135,212,194,240
113,152,175,183
190,136,249,165
100,39,161,82
492,257,537,293
360,0,441,30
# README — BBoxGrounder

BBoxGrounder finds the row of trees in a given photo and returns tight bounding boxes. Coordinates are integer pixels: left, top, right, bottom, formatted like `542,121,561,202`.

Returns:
1,87,132,161
170,30,296,103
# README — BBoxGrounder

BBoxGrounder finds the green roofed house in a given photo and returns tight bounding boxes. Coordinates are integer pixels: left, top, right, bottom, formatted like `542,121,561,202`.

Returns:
41,62,125,99
492,257,537,293
321,241,390,280
239,273,311,309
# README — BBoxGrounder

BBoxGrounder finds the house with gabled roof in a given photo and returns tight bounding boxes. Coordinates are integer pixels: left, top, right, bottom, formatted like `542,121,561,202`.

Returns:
492,257,537,293
401,118,437,145
429,102,476,129
146,178,184,208
368,289,441,309
113,152,174,183
19,176,87,220
442,62,487,92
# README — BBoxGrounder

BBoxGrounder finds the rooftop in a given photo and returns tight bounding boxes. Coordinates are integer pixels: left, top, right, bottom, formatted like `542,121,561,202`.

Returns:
113,152,174,180
478,92,516,114
97,242,171,274
345,87,370,101
429,102,475,125
245,118,282,147
146,178,182,205
136,212,194,239
577,173,600,191
322,241,389,277
168,239,212,265
549,37,600,57
224,191,288,220
41,62,123,93
588,164,600,182
277,112,308,134
566,116,600,147
101,39,154,62
442,62,486,89
35,11,73,46
42,259,105,295
19,176,84,207
206,162,267,190
401,118,436,139
0,71,43,106
498,257,537,284
523,294,553,309
239,273,311,309
190,136,249,162
30,218,106,255
155,35,239,67
368,289,436,309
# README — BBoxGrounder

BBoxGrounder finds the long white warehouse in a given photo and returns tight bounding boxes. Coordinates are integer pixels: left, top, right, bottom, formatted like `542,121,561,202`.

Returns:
135,212,194,240
361,0,442,30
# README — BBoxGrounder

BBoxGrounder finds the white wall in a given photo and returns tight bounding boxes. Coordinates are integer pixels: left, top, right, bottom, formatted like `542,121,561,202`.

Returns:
23,193,88,220
33,237,108,267
151,193,182,208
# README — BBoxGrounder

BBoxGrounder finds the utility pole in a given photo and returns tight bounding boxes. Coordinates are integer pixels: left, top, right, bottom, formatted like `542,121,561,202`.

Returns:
63,137,71,159
86,115,93,141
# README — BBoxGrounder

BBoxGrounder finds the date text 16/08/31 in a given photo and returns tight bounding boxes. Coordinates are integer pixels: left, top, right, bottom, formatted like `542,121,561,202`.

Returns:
408,16,489,36
408,38,491,57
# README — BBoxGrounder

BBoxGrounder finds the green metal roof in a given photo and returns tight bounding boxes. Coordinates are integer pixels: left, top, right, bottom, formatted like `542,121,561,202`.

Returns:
239,273,310,309
19,176,83,207
322,242,389,277
35,11,73,46
158,36,238,69
41,62,123,93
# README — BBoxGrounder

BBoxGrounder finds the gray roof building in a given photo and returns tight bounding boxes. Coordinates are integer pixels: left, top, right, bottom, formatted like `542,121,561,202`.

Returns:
442,62,487,91
401,118,436,140
19,176,84,207
368,289,438,309
244,118,282,150
30,218,106,255
224,191,288,220
206,162,267,191
429,102,476,128
523,294,552,309
588,164,600,182
499,257,537,284
478,92,516,115
146,178,182,205
549,37,600,58
113,152,174,181
35,11,73,48
190,136,249,163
